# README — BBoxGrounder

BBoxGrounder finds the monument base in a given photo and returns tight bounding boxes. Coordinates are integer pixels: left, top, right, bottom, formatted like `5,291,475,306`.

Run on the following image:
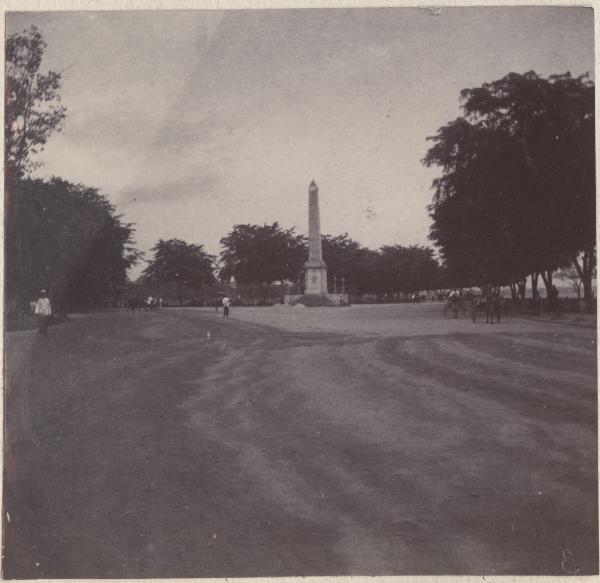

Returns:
304,260,328,295
283,293,350,307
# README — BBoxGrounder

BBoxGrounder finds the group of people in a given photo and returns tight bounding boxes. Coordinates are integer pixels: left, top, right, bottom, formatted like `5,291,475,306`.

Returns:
128,296,163,311
27,289,236,337
144,295,163,310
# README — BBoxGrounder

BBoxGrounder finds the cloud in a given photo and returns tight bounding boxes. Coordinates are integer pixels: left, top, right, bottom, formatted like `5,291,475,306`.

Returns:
151,112,240,155
118,172,222,206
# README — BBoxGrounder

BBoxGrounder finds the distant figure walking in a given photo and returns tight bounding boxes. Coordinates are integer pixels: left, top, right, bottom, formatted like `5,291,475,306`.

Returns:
222,296,231,318
34,289,52,335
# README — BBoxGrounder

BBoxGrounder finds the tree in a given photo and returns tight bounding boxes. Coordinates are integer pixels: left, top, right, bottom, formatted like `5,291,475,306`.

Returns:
424,71,595,307
142,239,215,306
321,233,372,294
425,119,524,287
557,266,582,300
219,223,306,299
557,254,596,308
5,26,66,181
6,178,140,310
373,245,441,297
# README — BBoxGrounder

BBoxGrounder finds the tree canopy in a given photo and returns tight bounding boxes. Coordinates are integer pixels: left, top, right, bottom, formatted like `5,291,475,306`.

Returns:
219,223,306,297
321,233,372,293
142,239,215,306
424,71,595,306
5,25,66,181
370,245,442,296
6,178,140,309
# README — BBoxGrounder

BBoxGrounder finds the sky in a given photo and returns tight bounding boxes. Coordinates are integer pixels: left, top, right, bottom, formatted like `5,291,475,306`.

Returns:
6,7,595,278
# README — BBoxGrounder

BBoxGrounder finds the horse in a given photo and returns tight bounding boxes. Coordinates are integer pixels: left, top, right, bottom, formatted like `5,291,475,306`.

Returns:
443,292,460,318
482,286,501,324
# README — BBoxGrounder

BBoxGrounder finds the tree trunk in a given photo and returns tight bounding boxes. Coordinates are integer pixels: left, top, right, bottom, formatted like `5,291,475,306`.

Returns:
258,282,271,301
582,278,593,311
177,282,183,306
530,272,539,300
509,283,518,301
540,269,553,298
573,250,595,312
517,276,527,301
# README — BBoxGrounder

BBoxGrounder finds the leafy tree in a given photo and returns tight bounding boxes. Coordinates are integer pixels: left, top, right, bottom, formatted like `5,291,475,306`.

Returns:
321,233,372,293
142,239,215,306
6,178,140,310
372,245,441,297
5,25,66,180
219,223,306,299
425,119,524,287
556,264,583,302
424,71,595,308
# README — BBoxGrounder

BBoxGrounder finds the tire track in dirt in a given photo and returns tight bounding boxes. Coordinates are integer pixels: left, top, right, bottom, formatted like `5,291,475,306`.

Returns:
377,335,596,428
230,332,598,573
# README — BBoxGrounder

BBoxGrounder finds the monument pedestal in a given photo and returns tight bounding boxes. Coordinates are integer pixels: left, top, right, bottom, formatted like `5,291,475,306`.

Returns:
283,292,349,306
305,259,328,295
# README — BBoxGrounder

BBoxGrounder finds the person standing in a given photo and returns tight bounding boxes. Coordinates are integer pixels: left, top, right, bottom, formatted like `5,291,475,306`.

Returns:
34,289,52,335
222,296,231,318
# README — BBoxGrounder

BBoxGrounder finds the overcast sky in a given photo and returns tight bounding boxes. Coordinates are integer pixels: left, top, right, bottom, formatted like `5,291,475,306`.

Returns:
7,7,594,277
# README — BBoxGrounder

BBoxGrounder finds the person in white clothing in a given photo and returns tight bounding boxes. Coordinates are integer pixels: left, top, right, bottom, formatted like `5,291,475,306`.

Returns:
34,289,52,335
222,296,231,318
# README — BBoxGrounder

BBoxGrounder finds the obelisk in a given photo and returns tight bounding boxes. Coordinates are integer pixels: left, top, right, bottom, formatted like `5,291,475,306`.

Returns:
304,180,328,294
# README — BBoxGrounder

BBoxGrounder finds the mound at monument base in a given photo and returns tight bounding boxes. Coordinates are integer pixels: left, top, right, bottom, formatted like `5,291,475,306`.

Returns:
284,293,350,307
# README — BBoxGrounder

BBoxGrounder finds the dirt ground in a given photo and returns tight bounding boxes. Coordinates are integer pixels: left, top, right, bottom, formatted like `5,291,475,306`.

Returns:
3,303,597,577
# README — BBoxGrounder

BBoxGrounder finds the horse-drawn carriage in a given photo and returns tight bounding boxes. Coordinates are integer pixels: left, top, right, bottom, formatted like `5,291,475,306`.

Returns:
443,287,501,323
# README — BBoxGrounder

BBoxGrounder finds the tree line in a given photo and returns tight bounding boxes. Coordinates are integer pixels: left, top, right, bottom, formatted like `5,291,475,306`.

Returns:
6,178,140,311
423,71,595,310
139,228,444,305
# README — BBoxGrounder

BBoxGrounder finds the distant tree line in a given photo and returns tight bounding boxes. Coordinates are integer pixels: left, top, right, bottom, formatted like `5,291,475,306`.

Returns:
137,226,445,305
423,71,595,310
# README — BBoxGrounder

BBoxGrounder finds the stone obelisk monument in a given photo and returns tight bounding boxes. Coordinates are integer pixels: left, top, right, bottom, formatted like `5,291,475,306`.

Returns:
282,180,348,306
304,180,328,294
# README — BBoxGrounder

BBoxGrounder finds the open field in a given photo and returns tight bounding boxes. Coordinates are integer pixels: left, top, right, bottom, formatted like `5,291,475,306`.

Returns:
3,303,597,577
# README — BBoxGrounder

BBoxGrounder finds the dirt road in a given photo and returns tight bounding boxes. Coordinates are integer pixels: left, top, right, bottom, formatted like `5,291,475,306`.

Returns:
3,305,597,577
